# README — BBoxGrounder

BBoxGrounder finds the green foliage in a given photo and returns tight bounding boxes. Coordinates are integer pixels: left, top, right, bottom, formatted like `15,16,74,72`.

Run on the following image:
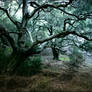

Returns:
31,45,42,54
69,46,84,67
17,56,42,76
0,46,12,73
82,41,92,52
0,48,6,73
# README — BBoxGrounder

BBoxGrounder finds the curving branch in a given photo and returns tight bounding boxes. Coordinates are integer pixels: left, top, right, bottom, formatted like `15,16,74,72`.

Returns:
28,0,75,19
28,2,90,21
25,30,92,56
0,32,17,51
0,7,19,27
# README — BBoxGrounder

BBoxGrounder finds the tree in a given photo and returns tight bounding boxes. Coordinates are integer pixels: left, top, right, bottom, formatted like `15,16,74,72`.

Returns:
0,0,92,74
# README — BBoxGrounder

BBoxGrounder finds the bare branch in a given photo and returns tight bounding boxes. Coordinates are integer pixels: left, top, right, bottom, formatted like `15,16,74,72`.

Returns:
28,0,75,19
25,30,92,56
0,28,17,51
0,7,19,27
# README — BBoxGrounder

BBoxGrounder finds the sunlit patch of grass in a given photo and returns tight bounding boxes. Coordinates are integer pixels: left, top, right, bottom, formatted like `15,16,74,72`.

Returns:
59,54,70,62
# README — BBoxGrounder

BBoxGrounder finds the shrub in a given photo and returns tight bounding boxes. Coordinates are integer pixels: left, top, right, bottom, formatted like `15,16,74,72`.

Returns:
0,46,12,74
69,46,84,66
17,55,42,76
68,46,84,72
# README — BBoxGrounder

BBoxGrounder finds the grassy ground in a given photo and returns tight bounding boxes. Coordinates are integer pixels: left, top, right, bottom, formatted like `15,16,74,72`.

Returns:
0,69,92,92
59,54,70,62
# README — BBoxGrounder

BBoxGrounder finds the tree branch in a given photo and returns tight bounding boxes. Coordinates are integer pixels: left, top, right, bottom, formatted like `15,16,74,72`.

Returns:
28,0,75,19
0,26,17,51
28,3,89,21
0,33,17,51
25,30,92,56
0,7,19,27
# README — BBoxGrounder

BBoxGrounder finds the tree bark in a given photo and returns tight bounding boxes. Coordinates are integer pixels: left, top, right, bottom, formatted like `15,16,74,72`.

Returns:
52,47,59,60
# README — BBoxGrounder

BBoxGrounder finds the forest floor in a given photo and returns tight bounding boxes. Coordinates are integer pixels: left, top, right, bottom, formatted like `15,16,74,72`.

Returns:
0,61,92,92
0,70,92,91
